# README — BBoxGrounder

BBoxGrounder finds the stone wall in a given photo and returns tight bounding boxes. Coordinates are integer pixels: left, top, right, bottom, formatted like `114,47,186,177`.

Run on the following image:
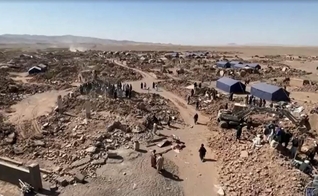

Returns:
0,160,42,191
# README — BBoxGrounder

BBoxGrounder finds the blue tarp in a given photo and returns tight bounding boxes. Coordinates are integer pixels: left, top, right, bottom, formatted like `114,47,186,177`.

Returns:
216,61,231,68
216,77,246,94
230,61,243,67
251,83,290,101
233,64,248,69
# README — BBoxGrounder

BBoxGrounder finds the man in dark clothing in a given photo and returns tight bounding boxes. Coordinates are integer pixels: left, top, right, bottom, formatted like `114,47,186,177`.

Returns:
262,99,266,107
229,93,233,101
282,130,293,148
291,137,299,159
196,100,200,110
167,116,172,127
248,96,253,105
306,144,318,163
194,113,199,124
224,103,228,110
187,95,191,105
153,114,159,124
114,91,117,99
153,82,155,89
259,99,263,107
141,82,143,89
194,82,197,88
236,124,243,141
199,144,207,162
198,83,202,88
191,89,194,97
150,150,157,168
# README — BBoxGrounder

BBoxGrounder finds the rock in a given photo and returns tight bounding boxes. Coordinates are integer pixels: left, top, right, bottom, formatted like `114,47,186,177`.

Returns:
240,151,248,158
106,121,122,132
71,156,91,167
56,177,68,187
33,140,45,147
65,176,75,184
5,132,16,144
50,184,58,192
74,173,86,183
132,125,143,133
85,146,97,153
107,151,118,158
53,166,62,173
42,123,49,129
94,141,103,148
91,158,106,165
13,146,24,155
217,187,225,195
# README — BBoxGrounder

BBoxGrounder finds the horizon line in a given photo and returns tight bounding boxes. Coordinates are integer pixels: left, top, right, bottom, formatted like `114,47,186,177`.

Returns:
1,33,318,48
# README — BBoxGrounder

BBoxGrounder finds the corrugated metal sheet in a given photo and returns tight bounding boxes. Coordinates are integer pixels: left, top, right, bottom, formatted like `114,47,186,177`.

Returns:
216,77,246,93
251,83,289,101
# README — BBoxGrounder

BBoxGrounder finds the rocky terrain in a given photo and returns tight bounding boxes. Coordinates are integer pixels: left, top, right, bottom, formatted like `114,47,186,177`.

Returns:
1,48,318,196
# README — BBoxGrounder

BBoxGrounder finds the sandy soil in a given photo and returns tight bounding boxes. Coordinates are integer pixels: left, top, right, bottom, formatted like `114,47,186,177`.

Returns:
8,89,71,123
60,148,183,196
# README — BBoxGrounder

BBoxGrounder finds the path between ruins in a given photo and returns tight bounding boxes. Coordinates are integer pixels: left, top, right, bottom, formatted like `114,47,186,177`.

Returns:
114,60,219,196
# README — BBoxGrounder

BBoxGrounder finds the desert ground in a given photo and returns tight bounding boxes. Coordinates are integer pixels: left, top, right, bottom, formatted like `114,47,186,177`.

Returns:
1,44,318,196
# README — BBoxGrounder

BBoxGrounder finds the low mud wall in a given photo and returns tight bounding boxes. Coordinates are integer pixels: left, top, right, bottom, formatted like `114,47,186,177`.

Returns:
0,160,42,190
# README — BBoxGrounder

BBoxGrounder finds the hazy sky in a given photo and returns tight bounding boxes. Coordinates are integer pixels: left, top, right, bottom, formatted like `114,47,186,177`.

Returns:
0,1,317,46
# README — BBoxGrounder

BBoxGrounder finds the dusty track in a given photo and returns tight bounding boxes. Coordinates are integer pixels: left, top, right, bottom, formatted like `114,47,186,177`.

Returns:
114,60,219,196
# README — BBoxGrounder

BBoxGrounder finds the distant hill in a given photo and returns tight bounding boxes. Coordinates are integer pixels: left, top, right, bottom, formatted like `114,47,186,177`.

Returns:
0,34,160,46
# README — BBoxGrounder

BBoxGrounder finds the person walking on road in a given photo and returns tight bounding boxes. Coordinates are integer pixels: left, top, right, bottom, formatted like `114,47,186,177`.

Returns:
196,100,200,110
199,144,207,162
236,124,243,141
194,113,199,125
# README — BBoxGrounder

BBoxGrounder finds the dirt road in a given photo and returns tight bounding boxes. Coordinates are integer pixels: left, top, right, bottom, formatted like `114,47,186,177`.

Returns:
114,60,219,196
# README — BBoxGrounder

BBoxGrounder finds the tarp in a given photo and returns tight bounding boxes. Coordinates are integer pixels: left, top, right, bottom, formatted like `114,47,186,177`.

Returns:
244,63,261,69
251,83,290,101
216,77,246,94
216,61,231,68
230,61,243,66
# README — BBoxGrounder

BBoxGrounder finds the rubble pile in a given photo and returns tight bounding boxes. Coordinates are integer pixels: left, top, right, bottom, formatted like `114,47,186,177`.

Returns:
93,61,142,82
0,87,183,175
1,50,142,86
159,79,192,99
0,114,16,146
0,71,52,108
61,90,182,121
293,85,318,92
208,129,310,196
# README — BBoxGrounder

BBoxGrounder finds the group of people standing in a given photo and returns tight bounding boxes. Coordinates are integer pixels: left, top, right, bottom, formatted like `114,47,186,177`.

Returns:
150,150,164,173
79,81,133,99
141,82,159,91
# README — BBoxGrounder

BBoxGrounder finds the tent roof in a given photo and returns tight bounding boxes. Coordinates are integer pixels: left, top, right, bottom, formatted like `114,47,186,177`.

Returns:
230,61,242,64
244,63,260,68
217,61,229,65
217,77,239,86
28,66,42,71
251,83,281,93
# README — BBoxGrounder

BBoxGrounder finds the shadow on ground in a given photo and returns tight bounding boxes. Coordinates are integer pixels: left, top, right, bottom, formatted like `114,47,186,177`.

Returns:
161,169,184,182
